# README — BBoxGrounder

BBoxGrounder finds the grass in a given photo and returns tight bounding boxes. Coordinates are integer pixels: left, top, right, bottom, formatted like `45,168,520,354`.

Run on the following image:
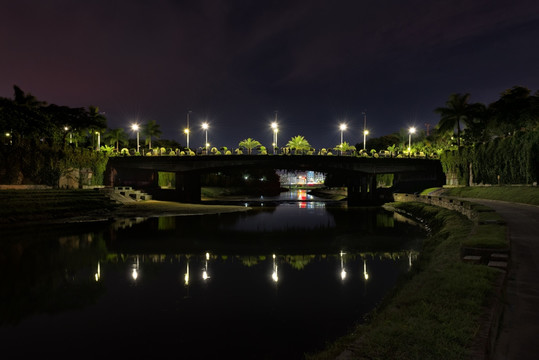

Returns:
305,202,500,360
442,185,539,206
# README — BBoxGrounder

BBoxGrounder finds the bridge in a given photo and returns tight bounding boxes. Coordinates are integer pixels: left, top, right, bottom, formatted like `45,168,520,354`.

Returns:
105,155,444,204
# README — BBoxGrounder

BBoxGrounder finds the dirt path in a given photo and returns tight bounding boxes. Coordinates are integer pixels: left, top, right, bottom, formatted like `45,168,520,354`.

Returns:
465,199,539,360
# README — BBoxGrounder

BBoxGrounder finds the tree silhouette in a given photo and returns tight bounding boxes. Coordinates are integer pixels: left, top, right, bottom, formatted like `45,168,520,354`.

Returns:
105,128,129,151
434,93,475,147
238,138,261,154
286,135,311,154
143,120,162,149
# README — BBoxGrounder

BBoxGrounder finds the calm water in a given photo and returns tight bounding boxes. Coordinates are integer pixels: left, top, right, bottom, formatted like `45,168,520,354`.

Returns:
0,191,424,359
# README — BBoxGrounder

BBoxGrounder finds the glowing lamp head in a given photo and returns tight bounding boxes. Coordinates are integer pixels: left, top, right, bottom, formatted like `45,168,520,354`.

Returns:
131,124,139,131
364,130,369,135
409,127,416,134
271,122,278,130
202,122,209,130
339,124,347,131
184,128,189,134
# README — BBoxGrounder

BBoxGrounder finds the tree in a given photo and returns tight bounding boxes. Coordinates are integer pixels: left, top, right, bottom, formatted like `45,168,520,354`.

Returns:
335,141,355,155
143,120,162,149
286,135,311,154
487,86,539,136
238,138,261,154
105,128,129,151
434,93,475,147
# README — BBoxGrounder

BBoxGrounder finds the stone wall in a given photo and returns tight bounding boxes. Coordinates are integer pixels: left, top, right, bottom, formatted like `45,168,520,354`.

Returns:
393,193,476,220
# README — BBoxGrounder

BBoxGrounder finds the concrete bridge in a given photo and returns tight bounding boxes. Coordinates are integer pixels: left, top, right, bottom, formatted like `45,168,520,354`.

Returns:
105,155,444,204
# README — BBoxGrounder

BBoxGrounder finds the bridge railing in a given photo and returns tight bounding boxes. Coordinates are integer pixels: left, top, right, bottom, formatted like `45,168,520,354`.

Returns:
113,147,440,159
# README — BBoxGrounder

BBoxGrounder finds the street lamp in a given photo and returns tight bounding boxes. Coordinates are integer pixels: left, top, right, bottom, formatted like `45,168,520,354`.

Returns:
202,122,209,154
184,128,190,150
185,110,191,150
131,124,140,153
271,121,278,154
95,131,100,151
363,129,369,150
408,127,416,155
339,123,347,155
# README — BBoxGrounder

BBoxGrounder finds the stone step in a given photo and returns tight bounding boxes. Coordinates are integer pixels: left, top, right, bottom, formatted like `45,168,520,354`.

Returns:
487,260,508,270
463,255,482,264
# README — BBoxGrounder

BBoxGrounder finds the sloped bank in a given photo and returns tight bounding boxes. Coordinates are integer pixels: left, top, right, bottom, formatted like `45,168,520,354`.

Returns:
306,200,504,360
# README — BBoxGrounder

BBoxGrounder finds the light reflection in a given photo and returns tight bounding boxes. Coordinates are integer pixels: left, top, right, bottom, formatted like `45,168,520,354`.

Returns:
131,256,140,281
111,252,418,290
340,251,347,281
184,260,190,286
202,252,211,281
95,261,101,282
363,258,369,280
272,254,279,283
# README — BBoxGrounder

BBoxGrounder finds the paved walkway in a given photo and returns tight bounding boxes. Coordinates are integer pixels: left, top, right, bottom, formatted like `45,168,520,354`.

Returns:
466,199,539,360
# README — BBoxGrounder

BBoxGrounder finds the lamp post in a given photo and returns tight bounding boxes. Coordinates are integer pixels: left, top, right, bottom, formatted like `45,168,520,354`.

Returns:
185,110,191,150
131,124,140,153
271,121,278,154
363,129,369,150
339,123,347,155
95,131,100,151
408,127,416,156
363,111,367,130
202,122,209,154
184,128,190,150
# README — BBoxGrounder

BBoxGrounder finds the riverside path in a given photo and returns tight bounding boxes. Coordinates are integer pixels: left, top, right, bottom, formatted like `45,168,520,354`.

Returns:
468,199,539,360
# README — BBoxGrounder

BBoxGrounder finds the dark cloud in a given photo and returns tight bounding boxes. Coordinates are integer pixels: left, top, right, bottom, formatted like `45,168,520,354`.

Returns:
1,0,538,148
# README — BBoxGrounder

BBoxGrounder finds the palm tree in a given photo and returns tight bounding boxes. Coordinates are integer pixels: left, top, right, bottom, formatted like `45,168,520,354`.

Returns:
105,128,129,151
238,138,261,154
286,135,311,154
335,141,355,155
143,120,162,149
434,93,474,147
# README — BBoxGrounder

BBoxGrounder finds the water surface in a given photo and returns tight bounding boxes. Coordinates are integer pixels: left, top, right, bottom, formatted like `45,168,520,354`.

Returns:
0,191,424,359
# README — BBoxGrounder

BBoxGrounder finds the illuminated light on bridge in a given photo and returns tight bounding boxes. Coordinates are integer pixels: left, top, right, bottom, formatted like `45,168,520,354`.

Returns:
131,123,140,153
202,122,209,154
271,121,278,154
184,128,190,150
408,127,416,153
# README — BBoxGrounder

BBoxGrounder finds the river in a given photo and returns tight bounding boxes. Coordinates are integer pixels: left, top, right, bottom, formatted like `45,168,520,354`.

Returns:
0,190,425,359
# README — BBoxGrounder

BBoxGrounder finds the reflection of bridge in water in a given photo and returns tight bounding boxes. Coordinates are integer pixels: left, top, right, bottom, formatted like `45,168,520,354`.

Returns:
106,155,444,205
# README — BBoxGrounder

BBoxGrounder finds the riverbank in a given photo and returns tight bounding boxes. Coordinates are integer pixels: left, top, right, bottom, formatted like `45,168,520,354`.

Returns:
306,202,502,360
0,189,252,228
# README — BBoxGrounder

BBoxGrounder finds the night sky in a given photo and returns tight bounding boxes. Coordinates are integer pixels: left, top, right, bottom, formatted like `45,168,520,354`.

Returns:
1,0,538,149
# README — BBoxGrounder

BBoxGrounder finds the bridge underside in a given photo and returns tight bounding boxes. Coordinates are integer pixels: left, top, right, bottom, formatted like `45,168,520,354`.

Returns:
105,156,444,205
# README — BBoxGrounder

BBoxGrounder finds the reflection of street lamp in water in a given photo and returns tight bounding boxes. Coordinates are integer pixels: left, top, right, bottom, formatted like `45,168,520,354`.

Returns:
202,252,211,281
95,261,101,282
184,260,190,286
340,251,347,281
363,258,369,280
131,256,140,281
272,254,279,283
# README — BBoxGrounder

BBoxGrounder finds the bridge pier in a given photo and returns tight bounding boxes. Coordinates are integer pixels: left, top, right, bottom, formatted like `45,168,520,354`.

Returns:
174,172,201,203
347,174,378,205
